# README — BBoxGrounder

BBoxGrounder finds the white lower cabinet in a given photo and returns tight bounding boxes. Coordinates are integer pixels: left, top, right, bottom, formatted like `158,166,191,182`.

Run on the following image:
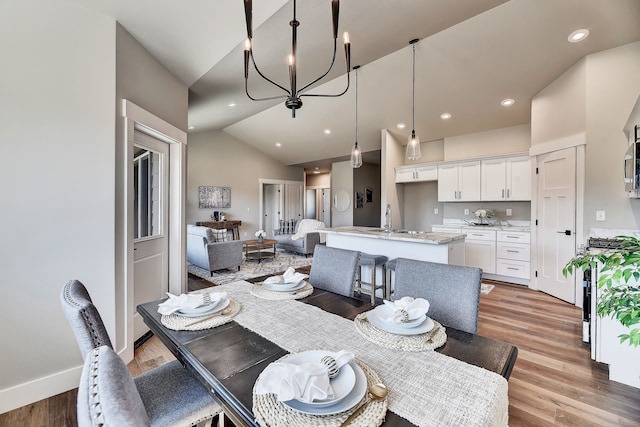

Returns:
496,231,531,280
463,229,496,274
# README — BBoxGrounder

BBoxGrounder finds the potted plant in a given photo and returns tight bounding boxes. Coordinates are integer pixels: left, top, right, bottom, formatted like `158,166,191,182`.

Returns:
563,235,640,347
255,229,266,243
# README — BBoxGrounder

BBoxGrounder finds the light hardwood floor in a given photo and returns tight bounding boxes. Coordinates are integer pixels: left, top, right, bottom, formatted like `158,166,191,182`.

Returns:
2,280,639,426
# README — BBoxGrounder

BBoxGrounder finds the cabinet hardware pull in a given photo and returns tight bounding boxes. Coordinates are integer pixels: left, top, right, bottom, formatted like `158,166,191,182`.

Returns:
506,267,519,270
502,189,505,198
506,250,519,253
507,189,510,198
506,236,518,238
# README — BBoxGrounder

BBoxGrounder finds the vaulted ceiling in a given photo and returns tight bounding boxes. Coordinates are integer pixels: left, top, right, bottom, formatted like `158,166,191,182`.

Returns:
74,0,640,170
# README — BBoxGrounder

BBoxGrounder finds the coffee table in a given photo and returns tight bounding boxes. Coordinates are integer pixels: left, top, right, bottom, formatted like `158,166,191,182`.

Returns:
242,239,277,263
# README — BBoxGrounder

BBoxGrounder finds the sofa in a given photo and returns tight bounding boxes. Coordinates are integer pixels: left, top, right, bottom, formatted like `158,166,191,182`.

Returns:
187,225,243,275
273,219,325,257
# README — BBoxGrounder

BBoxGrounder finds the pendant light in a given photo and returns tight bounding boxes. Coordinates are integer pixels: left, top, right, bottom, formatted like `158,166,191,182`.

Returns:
406,38,421,160
350,65,363,168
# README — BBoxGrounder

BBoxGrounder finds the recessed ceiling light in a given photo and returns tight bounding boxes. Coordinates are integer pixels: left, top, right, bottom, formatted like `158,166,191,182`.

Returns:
227,102,236,108
440,113,452,120
568,29,589,43
275,142,282,147
501,98,515,107
313,171,320,174
323,129,331,135
396,123,406,129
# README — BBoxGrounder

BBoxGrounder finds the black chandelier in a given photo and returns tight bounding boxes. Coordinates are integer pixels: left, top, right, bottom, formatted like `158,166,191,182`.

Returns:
243,0,352,118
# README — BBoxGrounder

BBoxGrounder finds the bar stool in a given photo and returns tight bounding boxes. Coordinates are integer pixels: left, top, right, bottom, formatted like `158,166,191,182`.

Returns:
354,253,388,304
385,258,397,300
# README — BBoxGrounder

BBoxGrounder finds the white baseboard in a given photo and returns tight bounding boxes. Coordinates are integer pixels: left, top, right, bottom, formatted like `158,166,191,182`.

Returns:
0,364,82,414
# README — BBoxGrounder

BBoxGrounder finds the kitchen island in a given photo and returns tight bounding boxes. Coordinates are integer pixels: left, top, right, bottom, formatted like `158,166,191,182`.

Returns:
321,226,465,265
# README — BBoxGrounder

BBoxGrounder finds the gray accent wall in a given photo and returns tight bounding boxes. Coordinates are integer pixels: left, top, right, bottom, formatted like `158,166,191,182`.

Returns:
186,130,304,239
353,163,381,227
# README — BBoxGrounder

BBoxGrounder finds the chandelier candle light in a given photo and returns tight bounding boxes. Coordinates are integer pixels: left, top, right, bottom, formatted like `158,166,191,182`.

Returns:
243,0,352,118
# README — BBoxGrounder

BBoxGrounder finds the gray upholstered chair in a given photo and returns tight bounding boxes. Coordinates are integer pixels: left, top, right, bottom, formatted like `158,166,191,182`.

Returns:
62,280,222,425
187,224,243,275
308,245,360,297
60,279,113,360
393,258,482,334
78,346,220,427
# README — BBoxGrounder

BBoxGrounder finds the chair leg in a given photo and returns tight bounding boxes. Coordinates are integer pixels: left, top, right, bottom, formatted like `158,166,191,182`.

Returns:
369,267,376,305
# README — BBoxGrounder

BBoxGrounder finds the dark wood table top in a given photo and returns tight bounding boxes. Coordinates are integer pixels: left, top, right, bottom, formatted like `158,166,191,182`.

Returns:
138,288,517,427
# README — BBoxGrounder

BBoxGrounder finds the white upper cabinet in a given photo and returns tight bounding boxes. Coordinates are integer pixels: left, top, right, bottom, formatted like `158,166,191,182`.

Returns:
481,156,531,201
395,164,437,183
438,161,481,201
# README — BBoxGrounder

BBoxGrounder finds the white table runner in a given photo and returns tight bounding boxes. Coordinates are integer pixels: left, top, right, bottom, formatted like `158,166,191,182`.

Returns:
203,281,508,427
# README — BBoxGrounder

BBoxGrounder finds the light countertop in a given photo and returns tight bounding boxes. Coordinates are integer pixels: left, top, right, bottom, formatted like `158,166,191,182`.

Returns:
320,226,465,244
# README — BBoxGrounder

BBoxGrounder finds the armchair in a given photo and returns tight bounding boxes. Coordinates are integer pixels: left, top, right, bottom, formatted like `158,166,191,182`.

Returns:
187,225,243,275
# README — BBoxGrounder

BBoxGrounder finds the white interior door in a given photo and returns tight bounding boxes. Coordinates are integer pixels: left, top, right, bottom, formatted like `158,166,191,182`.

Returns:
133,131,169,340
536,147,576,303
321,188,331,226
263,184,281,238
285,181,303,222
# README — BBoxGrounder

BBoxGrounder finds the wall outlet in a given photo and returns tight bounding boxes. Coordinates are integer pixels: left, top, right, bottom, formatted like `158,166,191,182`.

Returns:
434,208,439,215
244,231,248,236
506,209,512,216
464,209,470,215
596,211,606,221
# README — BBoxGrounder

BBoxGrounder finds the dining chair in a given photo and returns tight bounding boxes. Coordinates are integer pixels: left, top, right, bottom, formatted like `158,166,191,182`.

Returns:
60,279,113,359
393,258,482,334
61,280,222,426
78,345,220,427
308,245,360,297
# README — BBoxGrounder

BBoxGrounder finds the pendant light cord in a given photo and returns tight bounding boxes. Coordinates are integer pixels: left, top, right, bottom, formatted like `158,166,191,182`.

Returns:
355,66,359,145
411,41,416,135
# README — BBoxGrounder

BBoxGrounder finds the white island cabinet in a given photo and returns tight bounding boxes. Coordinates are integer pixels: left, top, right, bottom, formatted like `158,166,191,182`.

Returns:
322,226,465,266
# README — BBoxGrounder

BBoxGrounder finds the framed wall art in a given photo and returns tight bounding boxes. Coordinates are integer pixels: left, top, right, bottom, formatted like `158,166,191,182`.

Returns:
355,191,364,209
365,187,373,203
198,186,231,209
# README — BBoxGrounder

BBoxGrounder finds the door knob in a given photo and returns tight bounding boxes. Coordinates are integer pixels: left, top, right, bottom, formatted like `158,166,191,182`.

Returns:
556,230,572,235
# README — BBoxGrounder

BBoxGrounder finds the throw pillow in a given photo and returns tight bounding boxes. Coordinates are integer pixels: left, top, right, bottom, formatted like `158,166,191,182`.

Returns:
212,229,228,242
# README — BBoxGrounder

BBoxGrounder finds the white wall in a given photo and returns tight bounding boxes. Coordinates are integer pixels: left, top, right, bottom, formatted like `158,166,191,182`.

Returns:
187,130,303,238
0,0,116,412
444,124,530,160
531,41,640,236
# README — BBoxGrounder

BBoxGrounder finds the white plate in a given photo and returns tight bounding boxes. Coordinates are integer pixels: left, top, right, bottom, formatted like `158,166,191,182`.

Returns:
177,298,230,317
372,305,426,329
262,280,306,292
367,309,434,335
282,359,367,415
281,350,356,408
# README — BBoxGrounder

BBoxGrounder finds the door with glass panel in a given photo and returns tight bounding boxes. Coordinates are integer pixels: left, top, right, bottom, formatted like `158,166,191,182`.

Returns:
133,131,169,340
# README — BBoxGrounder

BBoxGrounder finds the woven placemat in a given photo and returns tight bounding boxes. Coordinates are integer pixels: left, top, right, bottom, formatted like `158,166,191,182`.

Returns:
250,282,314,300
354,312,447,352
253,358,387,427
160,299,241,331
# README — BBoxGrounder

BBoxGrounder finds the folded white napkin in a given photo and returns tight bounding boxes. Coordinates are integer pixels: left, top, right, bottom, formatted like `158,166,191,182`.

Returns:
255,350,354,403
263,267,309,285
383,297,430,323
157,291,227,315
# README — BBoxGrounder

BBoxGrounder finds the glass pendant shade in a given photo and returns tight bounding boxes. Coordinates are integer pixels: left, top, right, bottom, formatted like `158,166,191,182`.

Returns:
406,131,421,160
350,142,362,168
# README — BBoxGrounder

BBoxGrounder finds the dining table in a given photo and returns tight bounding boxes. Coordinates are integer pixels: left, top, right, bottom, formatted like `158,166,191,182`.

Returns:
137,278,517,427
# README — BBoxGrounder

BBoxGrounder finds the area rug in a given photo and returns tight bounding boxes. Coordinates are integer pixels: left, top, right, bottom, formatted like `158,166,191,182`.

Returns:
188,251,313,285
481,283,495,295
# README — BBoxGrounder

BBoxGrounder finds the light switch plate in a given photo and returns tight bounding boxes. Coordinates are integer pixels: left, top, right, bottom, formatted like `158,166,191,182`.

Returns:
596,211,606,221
464,209,469,215
506,209,512,216
434,208,439,215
